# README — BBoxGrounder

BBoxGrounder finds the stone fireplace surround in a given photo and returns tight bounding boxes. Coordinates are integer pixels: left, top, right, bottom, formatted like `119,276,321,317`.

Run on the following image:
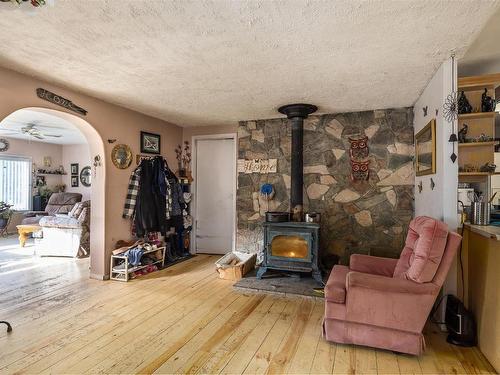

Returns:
236,108,414,266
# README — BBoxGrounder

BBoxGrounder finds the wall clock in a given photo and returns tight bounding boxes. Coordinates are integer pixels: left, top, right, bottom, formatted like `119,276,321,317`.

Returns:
0,139,9,152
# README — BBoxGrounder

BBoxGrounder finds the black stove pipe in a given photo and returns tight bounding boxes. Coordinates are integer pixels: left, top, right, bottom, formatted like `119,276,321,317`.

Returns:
278,103,318,221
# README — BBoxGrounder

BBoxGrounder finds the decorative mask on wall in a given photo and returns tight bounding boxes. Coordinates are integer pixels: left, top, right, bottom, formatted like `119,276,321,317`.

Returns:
348,135,370,181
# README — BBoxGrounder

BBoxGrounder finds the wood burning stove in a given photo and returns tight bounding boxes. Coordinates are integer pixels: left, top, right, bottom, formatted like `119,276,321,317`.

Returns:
256,103,323,285
257,222,322,284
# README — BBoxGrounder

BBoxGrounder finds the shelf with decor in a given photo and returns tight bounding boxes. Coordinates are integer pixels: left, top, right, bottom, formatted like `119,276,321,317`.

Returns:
36,172,68,176
458,112,496,120
458,141,497,148
457,74,499,183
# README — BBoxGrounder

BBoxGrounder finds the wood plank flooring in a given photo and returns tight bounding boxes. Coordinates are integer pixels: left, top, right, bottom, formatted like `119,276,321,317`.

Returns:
0,254,495,374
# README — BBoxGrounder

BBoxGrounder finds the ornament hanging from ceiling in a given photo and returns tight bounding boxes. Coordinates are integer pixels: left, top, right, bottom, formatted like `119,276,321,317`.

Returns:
443,92,458,123
444,54,459,163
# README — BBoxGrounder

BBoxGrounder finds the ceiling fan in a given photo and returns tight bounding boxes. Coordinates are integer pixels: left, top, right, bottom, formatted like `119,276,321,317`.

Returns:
20,123,62,140
0,122,63,140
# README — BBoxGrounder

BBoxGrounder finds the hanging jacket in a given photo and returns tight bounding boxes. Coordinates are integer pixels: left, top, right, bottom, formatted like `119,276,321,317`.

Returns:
169,179,185,217
135,158,167,237
123,164,173,219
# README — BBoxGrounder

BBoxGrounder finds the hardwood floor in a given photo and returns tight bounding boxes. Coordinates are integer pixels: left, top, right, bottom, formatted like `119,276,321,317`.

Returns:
0,254,495,374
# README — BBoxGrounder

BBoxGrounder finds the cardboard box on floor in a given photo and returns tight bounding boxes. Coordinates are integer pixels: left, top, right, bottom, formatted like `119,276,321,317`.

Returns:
215,251,256,281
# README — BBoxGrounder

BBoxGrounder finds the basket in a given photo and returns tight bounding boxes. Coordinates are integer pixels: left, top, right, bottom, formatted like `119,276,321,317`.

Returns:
215,251,257,281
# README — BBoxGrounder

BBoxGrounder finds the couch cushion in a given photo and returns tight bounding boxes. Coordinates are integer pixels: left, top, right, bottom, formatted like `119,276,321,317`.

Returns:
325,265,349,304
393,216,448,283
45,193,82,215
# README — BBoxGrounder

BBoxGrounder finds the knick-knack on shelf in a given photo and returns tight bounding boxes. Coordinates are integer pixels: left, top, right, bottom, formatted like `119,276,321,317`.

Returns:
458,124,468,143
457,91,472,114
481,88,496,112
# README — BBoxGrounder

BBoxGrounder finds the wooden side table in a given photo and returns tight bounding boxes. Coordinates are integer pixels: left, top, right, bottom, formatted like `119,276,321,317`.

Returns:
16,224,42,247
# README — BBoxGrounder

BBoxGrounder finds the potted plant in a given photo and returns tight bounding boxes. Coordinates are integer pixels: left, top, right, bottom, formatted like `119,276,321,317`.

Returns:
0,202,13,229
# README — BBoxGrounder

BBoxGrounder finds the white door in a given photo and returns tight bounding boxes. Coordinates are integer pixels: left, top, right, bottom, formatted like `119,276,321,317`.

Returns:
195,137,235,254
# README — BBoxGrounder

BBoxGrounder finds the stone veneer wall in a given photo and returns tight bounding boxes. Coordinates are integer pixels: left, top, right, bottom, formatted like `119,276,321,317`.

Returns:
237,108,414,264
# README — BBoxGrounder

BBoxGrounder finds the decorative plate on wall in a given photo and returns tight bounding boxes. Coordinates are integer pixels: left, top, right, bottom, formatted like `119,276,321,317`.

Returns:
111,144,133,169
0,138,9,152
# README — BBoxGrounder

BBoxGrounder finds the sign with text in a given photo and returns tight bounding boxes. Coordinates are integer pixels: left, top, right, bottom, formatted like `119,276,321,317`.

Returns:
237,159,277,174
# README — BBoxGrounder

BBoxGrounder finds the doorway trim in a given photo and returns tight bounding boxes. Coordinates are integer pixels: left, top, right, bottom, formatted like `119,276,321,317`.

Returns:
191,133,237,255
0,106,106,279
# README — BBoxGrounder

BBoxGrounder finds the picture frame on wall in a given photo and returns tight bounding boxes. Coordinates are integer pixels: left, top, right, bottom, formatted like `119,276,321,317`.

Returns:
140,131,161,154
71,175,79,187
35,176,46,187
70,163,79,175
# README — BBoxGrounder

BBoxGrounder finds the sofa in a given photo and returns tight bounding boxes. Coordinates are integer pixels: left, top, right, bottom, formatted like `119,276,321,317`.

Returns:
22,192,82,225
36,200,90,258
323,216,462,355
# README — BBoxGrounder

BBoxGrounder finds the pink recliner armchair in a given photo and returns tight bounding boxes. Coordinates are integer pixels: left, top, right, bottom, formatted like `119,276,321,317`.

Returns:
323,216,462,355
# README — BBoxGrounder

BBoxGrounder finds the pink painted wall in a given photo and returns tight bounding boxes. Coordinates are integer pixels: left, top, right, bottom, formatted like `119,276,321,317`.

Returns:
0,66,183,279
182,125,238,144
1,137,64,189
62,144,91,201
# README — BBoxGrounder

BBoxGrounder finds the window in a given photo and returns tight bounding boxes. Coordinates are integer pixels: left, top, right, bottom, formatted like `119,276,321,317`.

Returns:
0,156,32,211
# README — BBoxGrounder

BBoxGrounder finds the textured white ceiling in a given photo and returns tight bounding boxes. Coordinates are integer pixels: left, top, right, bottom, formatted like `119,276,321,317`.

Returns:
0,1,498,127
459,6,500,76
0,109,87,145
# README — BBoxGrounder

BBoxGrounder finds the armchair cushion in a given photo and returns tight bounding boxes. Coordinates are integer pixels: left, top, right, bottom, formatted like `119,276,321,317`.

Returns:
39,215,80,229
350,254,398,277
325,265,349,303
393,216,448,283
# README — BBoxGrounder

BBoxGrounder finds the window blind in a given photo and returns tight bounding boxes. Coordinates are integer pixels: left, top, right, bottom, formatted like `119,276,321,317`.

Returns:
0,156,32,211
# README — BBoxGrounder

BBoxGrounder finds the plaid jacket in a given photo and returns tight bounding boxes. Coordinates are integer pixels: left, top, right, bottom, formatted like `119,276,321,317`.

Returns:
122,167,140,219
123,166,173,220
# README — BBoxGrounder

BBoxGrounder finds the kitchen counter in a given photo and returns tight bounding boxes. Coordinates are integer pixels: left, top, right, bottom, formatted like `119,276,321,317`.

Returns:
461,225,500,372
463,223,500,240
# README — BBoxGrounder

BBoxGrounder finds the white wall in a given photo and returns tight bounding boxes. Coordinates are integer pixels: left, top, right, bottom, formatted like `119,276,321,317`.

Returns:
62,144,91,201
414,57,459,296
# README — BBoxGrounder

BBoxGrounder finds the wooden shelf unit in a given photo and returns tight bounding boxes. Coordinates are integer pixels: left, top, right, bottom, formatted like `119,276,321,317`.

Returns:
458,74,499,183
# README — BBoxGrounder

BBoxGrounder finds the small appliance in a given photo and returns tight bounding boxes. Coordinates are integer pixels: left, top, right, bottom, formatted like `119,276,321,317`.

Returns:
445,295,477,347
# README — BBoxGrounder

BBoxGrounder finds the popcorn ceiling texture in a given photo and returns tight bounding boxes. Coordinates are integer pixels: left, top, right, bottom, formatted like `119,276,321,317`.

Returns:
0,1,498,127
237,108,415,265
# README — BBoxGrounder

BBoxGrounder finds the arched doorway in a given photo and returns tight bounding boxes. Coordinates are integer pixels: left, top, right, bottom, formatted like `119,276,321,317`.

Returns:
0,107,106,278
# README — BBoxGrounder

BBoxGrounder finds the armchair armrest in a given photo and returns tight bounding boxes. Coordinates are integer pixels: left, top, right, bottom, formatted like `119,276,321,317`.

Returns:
346,271,439,333
347,272,437,295
349,254,398,277
23,211,49,218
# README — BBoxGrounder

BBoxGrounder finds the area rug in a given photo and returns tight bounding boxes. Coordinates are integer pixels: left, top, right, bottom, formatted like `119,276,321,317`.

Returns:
233,269,324,299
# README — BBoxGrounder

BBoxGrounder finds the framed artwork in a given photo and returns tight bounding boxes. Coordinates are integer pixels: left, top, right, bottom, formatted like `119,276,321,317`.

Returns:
71,175,79,187
140,131,161,154
35,176,46,187
415,119,436,176
70,163,79,175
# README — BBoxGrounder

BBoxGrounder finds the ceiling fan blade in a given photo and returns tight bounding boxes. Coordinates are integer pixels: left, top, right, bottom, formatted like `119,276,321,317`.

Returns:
33,135,44,140
43,134,62,138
